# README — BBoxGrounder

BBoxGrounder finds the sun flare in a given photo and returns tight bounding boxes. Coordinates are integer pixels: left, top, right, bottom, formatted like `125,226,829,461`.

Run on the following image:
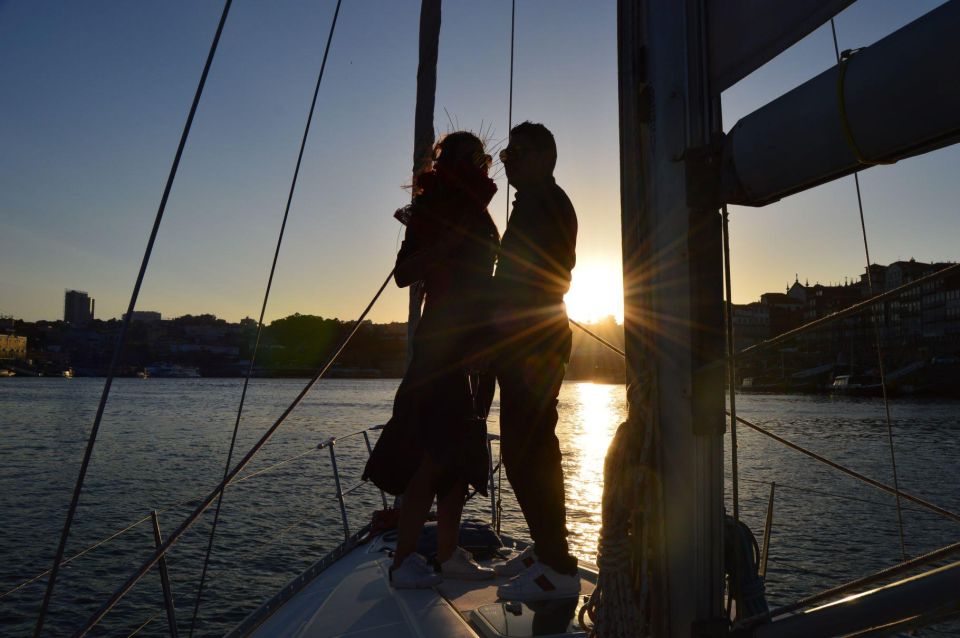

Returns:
564,262,624,324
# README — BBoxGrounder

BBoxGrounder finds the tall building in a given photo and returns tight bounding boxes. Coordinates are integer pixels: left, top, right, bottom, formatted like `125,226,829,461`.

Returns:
64,290,94,325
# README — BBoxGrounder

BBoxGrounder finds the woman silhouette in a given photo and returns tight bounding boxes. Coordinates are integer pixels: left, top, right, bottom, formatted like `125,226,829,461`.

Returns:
364,131,499,587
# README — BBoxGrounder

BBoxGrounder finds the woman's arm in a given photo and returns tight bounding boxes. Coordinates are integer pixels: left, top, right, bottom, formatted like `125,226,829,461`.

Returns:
394,231,464,287
394,245,436,287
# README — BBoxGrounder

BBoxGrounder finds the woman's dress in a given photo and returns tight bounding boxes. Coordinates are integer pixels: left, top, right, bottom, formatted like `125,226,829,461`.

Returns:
363,164,499,498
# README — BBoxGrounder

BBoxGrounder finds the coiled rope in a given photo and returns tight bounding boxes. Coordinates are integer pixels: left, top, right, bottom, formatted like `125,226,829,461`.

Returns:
578,379,663,637
188,3,343,634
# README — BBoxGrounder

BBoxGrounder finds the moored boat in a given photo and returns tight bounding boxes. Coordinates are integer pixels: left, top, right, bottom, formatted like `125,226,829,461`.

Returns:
144,363,201,378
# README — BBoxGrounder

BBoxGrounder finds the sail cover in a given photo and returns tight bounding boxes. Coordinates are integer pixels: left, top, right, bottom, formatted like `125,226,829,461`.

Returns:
708,0,854,92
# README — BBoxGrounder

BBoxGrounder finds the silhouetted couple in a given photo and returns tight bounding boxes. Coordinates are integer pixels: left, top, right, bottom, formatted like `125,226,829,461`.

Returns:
363,122,579,601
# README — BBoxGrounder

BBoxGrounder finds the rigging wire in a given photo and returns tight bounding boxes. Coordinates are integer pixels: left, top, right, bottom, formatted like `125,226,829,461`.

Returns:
73,267,395,637
568,321,960,525
722,205,741,521
32,3,235,635
830,17,906,561
504,0,516,226
187,2,343,634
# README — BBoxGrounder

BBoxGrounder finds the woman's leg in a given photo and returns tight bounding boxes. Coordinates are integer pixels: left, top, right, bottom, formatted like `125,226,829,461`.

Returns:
436,480,466,564
393,454,439,569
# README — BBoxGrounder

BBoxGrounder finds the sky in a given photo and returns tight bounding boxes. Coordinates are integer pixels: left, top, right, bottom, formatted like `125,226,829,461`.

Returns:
1,0,956,325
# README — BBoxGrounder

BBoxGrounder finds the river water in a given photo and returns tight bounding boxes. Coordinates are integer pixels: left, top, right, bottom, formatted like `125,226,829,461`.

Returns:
1,378,958,636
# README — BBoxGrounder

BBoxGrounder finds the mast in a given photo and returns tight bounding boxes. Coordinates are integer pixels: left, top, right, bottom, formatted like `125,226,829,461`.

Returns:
618,1,725,634
408,0,441,361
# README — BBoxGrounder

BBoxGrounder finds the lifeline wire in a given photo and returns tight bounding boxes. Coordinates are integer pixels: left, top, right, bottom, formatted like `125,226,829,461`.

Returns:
32,3,234,635
830,18,906,561
187,2,343,634
1,446,319,603
73,267,395,637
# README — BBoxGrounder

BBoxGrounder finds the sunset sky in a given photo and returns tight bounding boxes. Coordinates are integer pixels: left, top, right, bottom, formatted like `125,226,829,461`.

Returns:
1,0,956,325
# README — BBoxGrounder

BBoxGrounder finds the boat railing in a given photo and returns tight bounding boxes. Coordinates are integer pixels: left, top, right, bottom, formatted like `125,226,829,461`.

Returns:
317,424,502,542
5,422,503,636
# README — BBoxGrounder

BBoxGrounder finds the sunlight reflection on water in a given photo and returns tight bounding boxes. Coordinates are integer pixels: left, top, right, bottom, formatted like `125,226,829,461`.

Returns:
3,379,959,636
559,381,624,564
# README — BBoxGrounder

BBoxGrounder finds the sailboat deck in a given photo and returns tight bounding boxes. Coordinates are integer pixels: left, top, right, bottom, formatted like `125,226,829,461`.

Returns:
239,532,596,637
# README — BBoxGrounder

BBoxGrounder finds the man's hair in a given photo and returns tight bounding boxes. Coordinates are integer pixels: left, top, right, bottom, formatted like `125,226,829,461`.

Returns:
510,121,557,172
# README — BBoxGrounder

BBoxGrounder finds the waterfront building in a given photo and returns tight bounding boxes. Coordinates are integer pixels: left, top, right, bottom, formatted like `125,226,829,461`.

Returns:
0,334,27,360
64,290,94,325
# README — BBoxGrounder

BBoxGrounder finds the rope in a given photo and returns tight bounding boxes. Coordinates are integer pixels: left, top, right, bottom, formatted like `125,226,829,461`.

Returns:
2,513,152,601
71,268,395,637
32,4,234,635
831,21,893,167
187,3,343,633
578,380,662,637
569,318,625,357
504,0,515,226
831,18,907,562
722,205,741,522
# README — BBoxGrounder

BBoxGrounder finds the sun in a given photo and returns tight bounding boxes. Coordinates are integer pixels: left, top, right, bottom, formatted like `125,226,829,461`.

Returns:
564,262,624,324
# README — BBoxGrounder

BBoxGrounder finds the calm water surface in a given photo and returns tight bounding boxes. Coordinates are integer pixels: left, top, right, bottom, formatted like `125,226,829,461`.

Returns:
1,378,958,635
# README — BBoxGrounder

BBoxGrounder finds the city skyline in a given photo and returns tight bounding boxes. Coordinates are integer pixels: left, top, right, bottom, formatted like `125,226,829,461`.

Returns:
8,255,953,325
2,1,957,325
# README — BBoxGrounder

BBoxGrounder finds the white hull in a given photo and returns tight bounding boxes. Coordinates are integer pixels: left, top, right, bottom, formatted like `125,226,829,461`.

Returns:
232,532,597,638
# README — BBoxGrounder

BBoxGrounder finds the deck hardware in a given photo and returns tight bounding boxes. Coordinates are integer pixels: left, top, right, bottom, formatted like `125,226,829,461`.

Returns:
759,483,775,579
326,444,350,540
362,431,388,509
151,511,179,638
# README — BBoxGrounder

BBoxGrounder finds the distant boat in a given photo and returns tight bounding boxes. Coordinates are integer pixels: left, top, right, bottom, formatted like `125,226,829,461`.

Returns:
62,368,74,378
830,374,884,396
0,368,15,378
136,369,150,379
145,363,201,378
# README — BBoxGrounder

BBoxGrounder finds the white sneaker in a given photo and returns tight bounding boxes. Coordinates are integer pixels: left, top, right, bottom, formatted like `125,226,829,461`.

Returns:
439,547,495,581
497,563,581,601
493,545,538,576
390,553,441,589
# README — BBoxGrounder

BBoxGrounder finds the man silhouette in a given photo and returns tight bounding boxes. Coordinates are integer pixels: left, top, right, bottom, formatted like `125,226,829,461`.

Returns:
492,122,580,600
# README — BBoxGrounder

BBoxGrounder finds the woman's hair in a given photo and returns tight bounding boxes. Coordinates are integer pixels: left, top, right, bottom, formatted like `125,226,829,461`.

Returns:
432,131,489,170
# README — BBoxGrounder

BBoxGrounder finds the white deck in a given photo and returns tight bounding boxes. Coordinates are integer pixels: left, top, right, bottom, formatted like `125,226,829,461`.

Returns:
239,533,596,638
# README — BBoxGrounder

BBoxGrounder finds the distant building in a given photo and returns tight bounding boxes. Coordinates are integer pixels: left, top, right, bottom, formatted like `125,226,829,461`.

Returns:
731,302,769,351
0,334,27,360
64,290,94,325
123,310,162,323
